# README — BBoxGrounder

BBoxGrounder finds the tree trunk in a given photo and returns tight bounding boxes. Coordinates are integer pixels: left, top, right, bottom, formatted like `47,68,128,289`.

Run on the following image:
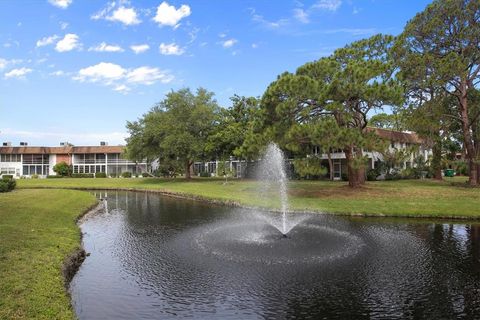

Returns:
327,150,333,181
345,147,363,188
185,160,192,180
459,81,478,186
432,141,443,181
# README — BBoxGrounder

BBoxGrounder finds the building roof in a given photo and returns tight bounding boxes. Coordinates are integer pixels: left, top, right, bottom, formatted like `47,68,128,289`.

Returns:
366,127,424,144
0,145,125,154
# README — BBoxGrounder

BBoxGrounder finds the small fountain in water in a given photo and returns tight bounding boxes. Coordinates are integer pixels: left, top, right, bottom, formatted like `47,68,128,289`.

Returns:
256,143,293,236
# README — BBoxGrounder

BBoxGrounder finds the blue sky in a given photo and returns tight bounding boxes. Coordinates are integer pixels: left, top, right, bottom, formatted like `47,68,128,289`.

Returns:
0,0,431,146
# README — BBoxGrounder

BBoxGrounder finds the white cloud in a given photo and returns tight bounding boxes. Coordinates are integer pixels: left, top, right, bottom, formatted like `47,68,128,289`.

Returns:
89,42,124,52
250,9,289,29
293,8,309,23
222,39,237,48
92,2,141,26
0,58,22,70
126,66,173,85
36,35,59,47
130,44,150,54
4,67,32,79
48,0,72,9
159,42,184,55
49,70,65,76
73,62,173,92
74,62,125,84
251,43,258,49
153,1,191,28
312,0,342,11
55,33,80,52
60,21,69,30
114,84,131,94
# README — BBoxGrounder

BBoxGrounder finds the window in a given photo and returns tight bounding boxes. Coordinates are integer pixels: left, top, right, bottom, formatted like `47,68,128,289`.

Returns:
1,167,15,174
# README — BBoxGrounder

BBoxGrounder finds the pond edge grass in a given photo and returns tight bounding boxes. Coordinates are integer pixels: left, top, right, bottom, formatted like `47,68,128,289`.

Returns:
62,201,101,292
22,185,480,222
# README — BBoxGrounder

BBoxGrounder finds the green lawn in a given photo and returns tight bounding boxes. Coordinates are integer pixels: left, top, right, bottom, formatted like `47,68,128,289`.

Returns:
17,176,480,218
0,189,97,320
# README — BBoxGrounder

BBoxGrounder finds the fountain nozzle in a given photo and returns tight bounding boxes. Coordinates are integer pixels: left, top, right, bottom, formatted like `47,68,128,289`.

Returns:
282,234,288,239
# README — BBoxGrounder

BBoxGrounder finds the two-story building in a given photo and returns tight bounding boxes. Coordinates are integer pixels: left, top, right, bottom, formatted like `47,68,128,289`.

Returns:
0,142,148,178
192,128,433,180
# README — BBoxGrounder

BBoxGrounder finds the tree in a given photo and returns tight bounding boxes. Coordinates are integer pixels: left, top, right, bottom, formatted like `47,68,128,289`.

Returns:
369,112,406,130
396,0,480,185
206,95,260,160
260,34,403,187
125,88,219,179
53,161,71,176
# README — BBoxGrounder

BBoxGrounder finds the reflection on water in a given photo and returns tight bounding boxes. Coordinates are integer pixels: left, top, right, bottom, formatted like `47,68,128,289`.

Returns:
70,191,480,319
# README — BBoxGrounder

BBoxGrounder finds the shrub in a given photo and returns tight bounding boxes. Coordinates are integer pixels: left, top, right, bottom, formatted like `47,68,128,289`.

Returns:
47,175,64,179
199,172,210,177
71,173,94,178
366,169,378,181
341,173,349,181
400,168,416,179
31,174,39,179
142,172,149,177
95,172,107,178
2,175,13,180
121,172,132,178
0,178,16,192
109,173,118,178
53,161,72,176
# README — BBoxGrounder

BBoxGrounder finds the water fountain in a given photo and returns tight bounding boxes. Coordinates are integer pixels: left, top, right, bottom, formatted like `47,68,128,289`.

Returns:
256,143,298,236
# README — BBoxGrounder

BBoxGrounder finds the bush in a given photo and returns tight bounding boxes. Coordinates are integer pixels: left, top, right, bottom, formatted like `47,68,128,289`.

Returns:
0,178,16,192
47,175,64,179
121,172,132,178
366,169,378,181
341,172,349,181
142,172,149,177
199,172,210,177
109,173,118,178
53,161,72,176
71,173,94,178
2,175,13,180
95,172,107,178
31,174,39,179
400,168,416,179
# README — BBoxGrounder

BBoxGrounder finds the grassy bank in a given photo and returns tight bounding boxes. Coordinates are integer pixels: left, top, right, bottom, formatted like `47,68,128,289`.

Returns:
17,176,480,218
0,189,97,320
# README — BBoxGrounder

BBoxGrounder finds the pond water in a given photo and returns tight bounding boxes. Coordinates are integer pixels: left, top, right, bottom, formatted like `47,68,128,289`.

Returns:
71,191,480,319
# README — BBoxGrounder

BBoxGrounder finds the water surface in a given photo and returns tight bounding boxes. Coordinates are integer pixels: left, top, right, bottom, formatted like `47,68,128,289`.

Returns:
71,191,480,319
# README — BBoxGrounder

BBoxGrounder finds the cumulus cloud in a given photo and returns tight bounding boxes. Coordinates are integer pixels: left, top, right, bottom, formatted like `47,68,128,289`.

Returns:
73,62,173,93
153,1,191,28
222,38,237,48
92,2,141,26
126,66,173,85
89,42,124,52
159,43,184,55
36,35,59,47
4,67,32,79
313,0,342,11
55,33,80,52
48,0,72,9
74,62,125,84
130,44,150,54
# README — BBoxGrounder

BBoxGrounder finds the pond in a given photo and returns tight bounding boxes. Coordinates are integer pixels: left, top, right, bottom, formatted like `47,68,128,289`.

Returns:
71,191,480,319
